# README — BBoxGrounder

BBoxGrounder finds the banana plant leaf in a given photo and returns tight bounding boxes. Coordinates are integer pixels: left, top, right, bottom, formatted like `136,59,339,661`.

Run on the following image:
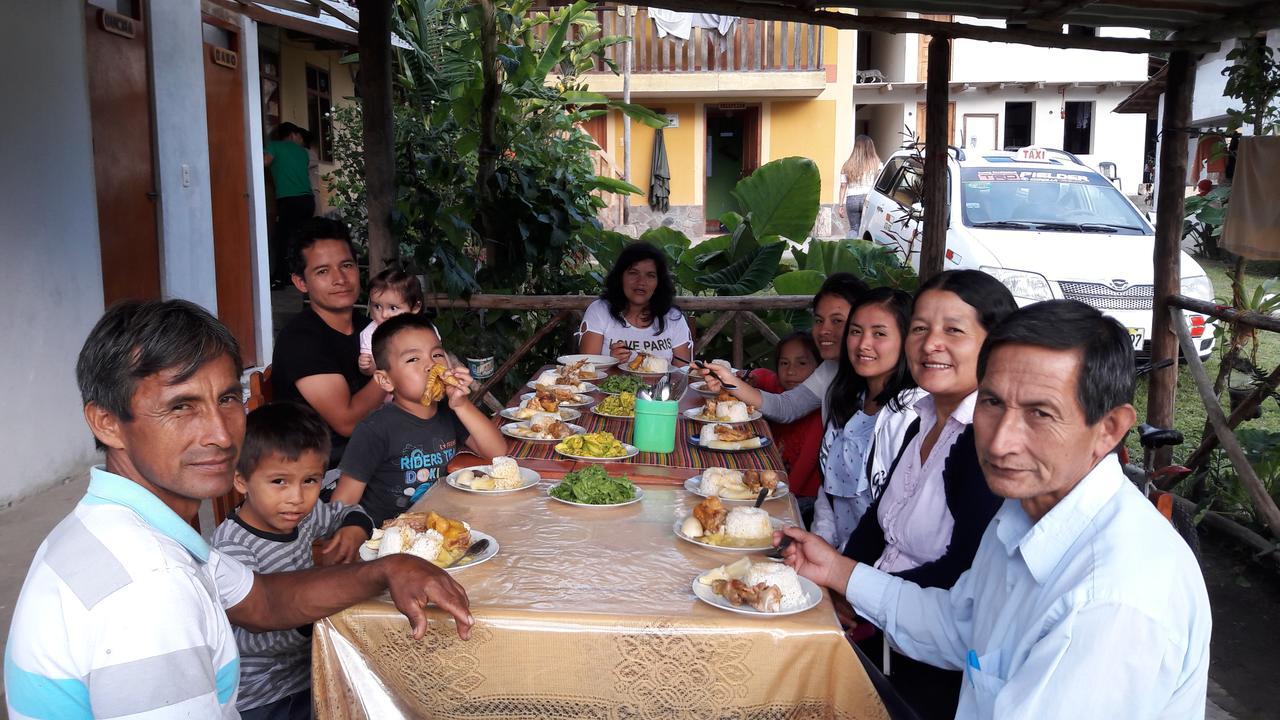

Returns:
695,240,786,296
730,157,821,241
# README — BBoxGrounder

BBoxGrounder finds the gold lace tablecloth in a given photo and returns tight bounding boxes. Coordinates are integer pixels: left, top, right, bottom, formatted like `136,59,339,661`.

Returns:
313,478,889,719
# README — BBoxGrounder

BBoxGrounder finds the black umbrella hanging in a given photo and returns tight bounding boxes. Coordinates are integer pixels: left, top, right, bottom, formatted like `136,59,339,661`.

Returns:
648,128,671,213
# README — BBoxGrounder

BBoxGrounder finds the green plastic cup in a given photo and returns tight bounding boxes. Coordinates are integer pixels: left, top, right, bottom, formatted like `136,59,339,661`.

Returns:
633,397,678,454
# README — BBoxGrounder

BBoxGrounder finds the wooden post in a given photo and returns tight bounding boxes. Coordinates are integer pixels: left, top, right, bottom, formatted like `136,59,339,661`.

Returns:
357,0,395,274
920,35,950,282
732,313,745,369
1146,50,1194,468
622,6,633,225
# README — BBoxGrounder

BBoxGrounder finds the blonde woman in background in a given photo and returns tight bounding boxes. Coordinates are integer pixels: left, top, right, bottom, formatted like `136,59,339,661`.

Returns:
837,135,882,238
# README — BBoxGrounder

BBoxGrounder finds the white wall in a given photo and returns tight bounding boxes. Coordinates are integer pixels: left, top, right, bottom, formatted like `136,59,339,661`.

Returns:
0,0,105,505
150,0,219,311
1191,30,1280,128
951,21,1148,83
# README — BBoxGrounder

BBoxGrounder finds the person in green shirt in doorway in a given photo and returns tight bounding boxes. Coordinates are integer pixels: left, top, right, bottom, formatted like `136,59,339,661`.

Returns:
265,122,316,289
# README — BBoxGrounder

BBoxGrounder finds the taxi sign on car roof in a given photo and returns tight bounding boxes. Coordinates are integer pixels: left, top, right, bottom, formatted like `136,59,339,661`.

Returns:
1017,146,1050,162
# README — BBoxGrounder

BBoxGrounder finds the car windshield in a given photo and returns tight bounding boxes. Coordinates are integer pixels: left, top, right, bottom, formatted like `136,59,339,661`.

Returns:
959,167,1149,234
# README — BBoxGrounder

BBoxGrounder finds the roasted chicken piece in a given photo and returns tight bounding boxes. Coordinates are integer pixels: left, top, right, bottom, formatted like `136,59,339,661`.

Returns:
534,384,580,402
421,363,465,405
530,389,563,412
711,579,783,613
693,496,727,535
742,469,780,493
713,424,757,443
424,510,471,552
627,352,649,371
701,399,721,419
558,358,589,384
714,389,736,403
528,418,572,439
383,512,432,533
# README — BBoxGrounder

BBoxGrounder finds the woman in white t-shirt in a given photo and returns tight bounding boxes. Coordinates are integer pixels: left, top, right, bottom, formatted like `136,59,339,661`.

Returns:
579,242,692,366
837,135,882,238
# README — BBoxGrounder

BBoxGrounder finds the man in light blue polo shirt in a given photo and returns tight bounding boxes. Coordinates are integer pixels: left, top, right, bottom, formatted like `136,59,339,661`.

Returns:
6,300,474,719
780,300,1211,719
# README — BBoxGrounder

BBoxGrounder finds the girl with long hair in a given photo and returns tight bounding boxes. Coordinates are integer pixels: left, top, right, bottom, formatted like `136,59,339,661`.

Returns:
813,288,923,549
837,135,882,238
579,242,691,366
700,273,868,423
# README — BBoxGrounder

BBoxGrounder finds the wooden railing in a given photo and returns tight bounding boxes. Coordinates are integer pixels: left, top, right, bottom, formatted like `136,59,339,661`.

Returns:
1164,294,1280,558
540,5,824,74
427,293,812,408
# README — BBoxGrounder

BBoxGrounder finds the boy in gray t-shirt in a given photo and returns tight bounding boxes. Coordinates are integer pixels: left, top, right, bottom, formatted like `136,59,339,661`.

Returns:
331,313,509,528
212,403,373,719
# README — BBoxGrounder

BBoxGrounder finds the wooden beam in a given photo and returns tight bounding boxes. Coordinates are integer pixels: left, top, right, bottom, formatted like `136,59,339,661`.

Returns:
314,0,359,30
635,0,1217,53
695,311,739,356
920,35,950,283
224,0,356,44
252,0,322,17
1169,294,1280,334
741,310,782,345
356,0,396,274
1172,306,1280,539
473,311,573,401
1146,50,1194,468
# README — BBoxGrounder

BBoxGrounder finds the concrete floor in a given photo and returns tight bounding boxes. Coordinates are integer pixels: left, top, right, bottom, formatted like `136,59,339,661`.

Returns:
0,473,1256,717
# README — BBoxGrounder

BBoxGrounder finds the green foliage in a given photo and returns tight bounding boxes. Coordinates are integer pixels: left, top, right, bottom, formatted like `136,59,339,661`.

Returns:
1222,37,1280,136
1200,429,1280,527
327,0,660,395
1183,185,1231,258
729,157,821,242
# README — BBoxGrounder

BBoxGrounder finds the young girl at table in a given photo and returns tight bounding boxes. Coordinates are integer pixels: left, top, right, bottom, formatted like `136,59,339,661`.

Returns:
358,268,425,376
812,287,923,550
747,332,823,524
332,313,507,527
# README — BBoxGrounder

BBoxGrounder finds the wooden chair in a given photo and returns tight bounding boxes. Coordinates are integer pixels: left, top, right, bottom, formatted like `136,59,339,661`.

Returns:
212,366,274,526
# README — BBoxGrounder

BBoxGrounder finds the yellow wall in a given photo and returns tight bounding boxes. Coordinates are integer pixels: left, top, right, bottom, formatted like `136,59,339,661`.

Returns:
609,102,698,207
770,99,837,200
277,38,357,209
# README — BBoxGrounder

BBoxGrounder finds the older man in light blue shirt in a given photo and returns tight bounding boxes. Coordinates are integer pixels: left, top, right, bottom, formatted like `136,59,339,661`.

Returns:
781,300,1211,719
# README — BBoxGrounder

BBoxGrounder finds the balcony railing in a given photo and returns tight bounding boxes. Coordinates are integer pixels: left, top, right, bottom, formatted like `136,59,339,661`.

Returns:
540,5,824,74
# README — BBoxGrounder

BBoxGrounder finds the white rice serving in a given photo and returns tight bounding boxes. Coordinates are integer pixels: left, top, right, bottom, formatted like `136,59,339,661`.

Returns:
724,507,771,539
699,467,741,495
744,562,807,611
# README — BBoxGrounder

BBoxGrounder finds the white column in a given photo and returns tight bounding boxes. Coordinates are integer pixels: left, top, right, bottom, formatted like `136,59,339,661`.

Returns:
240,15,274,367
148,0,218,311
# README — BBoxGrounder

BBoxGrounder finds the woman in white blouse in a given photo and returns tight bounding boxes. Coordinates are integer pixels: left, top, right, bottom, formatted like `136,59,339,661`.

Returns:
578,242,692,366
812,288,924,550
836,135,881,238
840,270,1017,720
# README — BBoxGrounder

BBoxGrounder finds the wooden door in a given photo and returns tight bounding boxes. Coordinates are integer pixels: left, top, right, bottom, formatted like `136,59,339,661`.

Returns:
917,15,953,80
84,2,161,306
203,16,256,366
915,102,956,145
581,112,607,151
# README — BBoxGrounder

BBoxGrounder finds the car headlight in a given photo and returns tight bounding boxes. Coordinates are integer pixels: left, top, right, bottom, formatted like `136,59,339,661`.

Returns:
980,267,1054,302
1181,275,1214,301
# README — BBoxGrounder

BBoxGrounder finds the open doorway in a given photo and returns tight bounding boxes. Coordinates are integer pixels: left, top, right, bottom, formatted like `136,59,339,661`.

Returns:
1003,101,1033,149
704,105,759,233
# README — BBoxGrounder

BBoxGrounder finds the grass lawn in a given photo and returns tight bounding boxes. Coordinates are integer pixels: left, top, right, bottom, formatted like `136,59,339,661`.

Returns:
1128,258,1280,463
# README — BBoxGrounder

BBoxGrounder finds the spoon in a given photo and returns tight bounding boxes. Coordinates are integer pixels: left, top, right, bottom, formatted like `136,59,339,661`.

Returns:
694,360,737,390
447,538,490,568
753,486,770,508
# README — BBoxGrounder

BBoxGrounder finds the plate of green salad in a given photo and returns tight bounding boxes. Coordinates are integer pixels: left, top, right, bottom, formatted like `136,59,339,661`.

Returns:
598,374,649,396
547,465,642,507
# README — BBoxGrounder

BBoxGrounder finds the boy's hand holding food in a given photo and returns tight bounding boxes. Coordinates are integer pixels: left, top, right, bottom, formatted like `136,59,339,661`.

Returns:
444,366,475,409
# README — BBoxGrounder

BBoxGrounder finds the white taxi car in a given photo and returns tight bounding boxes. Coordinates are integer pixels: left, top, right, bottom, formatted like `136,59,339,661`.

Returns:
859,146,1216,358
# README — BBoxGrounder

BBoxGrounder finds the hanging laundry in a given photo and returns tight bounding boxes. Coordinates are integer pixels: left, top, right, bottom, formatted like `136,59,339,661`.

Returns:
1220,136,1280,260
648,10,738,40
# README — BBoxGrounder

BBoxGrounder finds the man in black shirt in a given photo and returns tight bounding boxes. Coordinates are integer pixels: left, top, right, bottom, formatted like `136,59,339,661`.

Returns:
272,218,386,466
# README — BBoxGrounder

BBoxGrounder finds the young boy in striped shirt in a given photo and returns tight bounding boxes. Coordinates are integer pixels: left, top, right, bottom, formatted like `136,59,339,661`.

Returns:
212,402,374,719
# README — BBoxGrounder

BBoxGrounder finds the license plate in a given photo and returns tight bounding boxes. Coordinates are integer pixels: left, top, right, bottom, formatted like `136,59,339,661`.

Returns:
1127,328,1144,350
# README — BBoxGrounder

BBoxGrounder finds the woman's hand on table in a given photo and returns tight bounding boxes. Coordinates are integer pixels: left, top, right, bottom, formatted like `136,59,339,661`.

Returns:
776,526,857,594
380,554,474,640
